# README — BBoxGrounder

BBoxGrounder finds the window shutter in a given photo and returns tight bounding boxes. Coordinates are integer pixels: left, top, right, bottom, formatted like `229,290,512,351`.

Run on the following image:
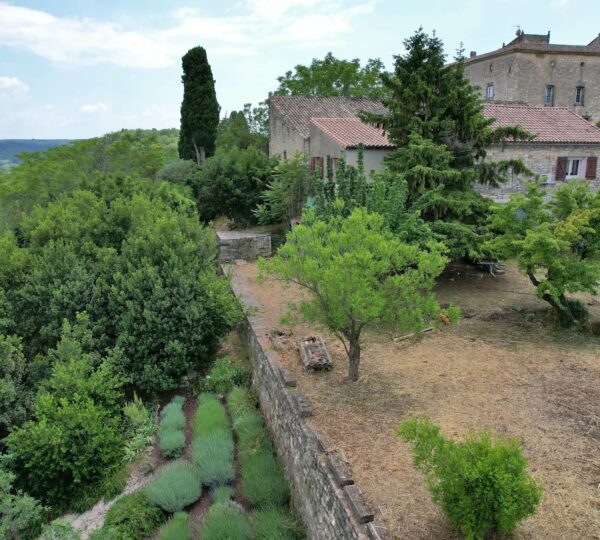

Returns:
555,157,568,181
317,157,324,179
310,157,316,175
585,156,598,180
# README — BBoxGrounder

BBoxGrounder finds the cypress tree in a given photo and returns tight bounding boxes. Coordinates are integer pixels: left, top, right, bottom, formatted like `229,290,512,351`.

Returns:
178,47,220,164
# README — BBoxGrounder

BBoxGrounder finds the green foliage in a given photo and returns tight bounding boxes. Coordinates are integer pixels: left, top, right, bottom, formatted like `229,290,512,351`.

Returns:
200,502,253,540
252,507,304,540
202,356,251,395
212,485,235,504
192,432,235,486
160,401,186,431
0,334,33,440
240,451,289,508
159,430,186,459
100,490,167,540
195,146,275,226
216,111,257,151
123,394,156,463
145,461,202,512
398,417,542,540
486,181,600,326
259,208,451,380
38,519,81,540
178,47,219,164
234,413,272,456
158,512,190,540
0,468,45,540
157,159,201,187
255,153,314,225
226,387,257,420
273,52,390,99
194,393,230,437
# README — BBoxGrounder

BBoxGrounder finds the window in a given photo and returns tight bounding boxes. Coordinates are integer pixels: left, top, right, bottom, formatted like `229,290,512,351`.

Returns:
283,150,287,160
544,85,555,106
310,156,324,179
567,158,582,178
486,83,494,100
557,156,585,181
575,86,585,106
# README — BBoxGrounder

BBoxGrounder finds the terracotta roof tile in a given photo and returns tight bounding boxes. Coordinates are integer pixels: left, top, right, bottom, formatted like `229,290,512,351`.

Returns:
270,96,387,139
310,117,395,148
483,103,600,144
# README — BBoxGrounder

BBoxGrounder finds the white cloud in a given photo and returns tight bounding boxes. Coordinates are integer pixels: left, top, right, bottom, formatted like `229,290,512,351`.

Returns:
79,102,110,113
0,1,372,69
0,76,29,94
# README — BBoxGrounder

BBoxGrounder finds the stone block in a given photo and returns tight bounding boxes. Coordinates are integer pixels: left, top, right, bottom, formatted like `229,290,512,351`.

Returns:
294,392,313,417
328,449,354,487
367,520,392,540
279,367,297,387
344,485,375,524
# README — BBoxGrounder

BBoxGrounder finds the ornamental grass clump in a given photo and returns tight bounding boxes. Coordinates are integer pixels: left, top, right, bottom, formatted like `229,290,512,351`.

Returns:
192,431,235,486
200,502,253,540
397,417,542,540
234,413,272,455
240,451,289,508
159,512,190,540
203,356,251,394
194,393,229,437
227,387,256,420
252,507,305,540
145,461,202,512
212,485,235,504
158,396,186,458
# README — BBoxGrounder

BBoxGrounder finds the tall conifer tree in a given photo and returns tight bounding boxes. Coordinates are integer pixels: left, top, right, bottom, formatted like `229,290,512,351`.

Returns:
178,47,220,165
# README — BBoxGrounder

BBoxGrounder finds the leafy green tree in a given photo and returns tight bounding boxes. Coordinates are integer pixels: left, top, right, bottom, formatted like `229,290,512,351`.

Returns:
259,208,452,380
0,468,45,540
398,417,542,540
254,153,313,225
274,52,390,98
216,111,256,151
195,146,275,226
0,335,34,440
178,47,220,165
243,102,269,138
361,28,531,258
485,181,600,326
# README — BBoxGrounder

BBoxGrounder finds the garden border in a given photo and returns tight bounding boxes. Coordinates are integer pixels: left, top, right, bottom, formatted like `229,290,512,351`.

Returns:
224,263,391,540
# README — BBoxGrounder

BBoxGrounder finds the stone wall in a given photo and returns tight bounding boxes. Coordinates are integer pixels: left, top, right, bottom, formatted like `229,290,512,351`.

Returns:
478,143,600,200
226,265,391,540
217,231,271,263
269,103,309,159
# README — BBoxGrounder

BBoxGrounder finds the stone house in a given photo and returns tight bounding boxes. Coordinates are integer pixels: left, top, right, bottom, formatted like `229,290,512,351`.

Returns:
479,102,600,200
464,31,600,123
268,96,389,175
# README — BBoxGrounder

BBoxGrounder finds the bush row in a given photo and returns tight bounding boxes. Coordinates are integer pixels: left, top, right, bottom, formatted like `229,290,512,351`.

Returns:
158,396,186,459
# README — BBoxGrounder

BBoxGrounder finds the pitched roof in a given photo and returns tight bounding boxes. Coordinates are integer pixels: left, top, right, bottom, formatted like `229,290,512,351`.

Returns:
483,103,600,144
310,117,395,149
270,96,387,139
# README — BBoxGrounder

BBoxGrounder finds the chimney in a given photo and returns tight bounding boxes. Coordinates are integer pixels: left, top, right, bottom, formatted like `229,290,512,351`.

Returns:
470,51,477,58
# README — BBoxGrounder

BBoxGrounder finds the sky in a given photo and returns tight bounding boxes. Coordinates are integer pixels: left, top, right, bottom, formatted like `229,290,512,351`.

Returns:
0,0,598,139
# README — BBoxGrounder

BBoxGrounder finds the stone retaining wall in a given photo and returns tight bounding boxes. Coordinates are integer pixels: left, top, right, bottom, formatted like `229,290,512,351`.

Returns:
217,231,272,263
225,264,391,540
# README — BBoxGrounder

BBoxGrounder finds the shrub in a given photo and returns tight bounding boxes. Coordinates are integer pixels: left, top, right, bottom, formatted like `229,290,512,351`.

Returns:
193,393,229,437
123,394,156,463
397,417,543,540
158,512,190,540
191,432,235,486
145,461,202,512
98,490,166,540
200,502,253,540
72,464,129,513
240,451,289,508
39,519,81,540
6,395,124,511
0,468,45,540
252,507,304,540
226,387,256,420
159,406,185,432
202,356,251,395
212,485,235,504
159,430,186,459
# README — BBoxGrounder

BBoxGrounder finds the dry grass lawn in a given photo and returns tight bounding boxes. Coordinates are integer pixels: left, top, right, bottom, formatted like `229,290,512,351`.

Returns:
234,261,600,540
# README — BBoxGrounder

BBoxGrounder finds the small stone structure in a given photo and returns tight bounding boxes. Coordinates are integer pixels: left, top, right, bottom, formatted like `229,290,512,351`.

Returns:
298,335,333,371
217,231,271,263
226,265,391,540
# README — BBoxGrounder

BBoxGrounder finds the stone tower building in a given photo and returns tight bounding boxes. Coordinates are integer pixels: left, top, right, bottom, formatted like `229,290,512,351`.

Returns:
464,31,600,123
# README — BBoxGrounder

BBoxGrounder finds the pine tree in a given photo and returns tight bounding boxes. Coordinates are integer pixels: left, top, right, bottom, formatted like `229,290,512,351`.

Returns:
178,47,220,165
362,28,531,259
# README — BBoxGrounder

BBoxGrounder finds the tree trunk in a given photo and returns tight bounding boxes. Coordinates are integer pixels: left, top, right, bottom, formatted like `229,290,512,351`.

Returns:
527,271,577,327
192,140,205,166
348,338,361,381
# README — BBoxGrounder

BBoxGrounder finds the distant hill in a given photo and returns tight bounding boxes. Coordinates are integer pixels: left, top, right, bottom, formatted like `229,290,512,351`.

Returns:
0,139,73,164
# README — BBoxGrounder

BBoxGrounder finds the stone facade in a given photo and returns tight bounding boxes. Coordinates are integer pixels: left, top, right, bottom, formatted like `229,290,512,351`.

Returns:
478,143,600,200
465,32,600,122
226,264,391,540
216,231,271,263
269,103,308,160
